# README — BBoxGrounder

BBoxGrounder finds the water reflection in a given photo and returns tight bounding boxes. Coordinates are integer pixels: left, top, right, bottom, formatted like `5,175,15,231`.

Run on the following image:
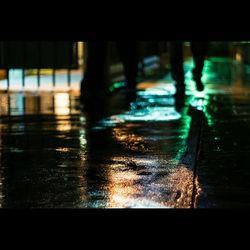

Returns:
81,128,113,208
99,86,181,125
0,92,81,117
0,79,203,208
81,83,204,208
1,54,247,208
0,94,9,116
0,91,83,207
25,95,40,114
0,115,87,208
54,93,70,115
10,93,24,116
0,131,3,207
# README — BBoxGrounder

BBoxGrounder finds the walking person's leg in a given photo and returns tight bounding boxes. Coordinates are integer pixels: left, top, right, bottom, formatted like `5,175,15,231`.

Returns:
81,42,108,99
169,42,185,86
191,42,209,91
116,41,138,89
169,42,185,98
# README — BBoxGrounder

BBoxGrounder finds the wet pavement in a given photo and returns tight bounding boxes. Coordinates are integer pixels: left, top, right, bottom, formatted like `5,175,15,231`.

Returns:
196,60,250,208
1,56,250,208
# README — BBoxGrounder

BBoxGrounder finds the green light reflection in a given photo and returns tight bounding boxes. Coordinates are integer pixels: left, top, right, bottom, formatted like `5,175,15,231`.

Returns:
109,81,126,92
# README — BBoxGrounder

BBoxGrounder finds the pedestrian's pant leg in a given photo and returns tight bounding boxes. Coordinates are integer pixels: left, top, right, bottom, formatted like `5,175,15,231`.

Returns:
116,41,138,88
191,42,209,80
169,42,185,85
81,42,108,93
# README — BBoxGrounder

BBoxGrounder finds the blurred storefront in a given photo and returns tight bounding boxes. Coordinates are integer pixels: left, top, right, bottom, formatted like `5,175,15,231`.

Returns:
0,42,250,92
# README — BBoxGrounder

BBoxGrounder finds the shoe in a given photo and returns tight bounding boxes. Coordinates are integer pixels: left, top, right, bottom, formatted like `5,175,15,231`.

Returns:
195,79,205,92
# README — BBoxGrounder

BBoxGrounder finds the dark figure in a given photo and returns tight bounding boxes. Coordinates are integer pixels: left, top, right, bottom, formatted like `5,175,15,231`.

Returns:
169,42,209,97
81,42,138,103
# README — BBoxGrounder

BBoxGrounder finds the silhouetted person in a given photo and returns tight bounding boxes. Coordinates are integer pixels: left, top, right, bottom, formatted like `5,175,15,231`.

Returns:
116,42,138,89
81,42,138,104
169,42,209,98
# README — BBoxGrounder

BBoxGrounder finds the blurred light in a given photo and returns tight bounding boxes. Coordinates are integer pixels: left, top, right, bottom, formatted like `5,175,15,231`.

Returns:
235,52,242,62
9,93,24,116
109,81,126,92
0,94,9,116
190,97,206,111
109,107,181,122
54,93,70,115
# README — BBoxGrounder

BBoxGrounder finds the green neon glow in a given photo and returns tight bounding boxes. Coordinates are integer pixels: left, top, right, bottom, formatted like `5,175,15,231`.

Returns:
109,81,126,92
